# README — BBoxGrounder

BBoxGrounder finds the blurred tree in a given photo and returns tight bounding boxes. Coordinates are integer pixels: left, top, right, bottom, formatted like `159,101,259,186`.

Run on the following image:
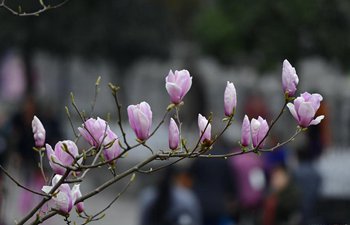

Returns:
0,0,172,66
193,0,350,71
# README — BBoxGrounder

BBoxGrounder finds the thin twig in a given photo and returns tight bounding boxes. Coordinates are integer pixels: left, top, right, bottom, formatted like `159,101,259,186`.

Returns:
0,0,69,16
0,165,48,197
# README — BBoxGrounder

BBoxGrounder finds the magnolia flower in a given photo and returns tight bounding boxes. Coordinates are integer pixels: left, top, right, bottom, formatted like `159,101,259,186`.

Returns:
32,116,46,147
241,115,251,147
282,59,299,97
165,69,192,104
251,116,269,148
168,118,180,150
42,175,85,214
102,129,122,162
127,101,152,141
198,114,211,143
72,184,84,214
224,81,237,116
42,175,74,214
46,140,82,175
78,117,109,147
287,92,324,128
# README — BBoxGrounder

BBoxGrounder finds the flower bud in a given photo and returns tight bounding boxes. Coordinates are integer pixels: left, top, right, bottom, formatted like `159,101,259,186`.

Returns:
127,101,152,141
241,115,251,147
287,92,324,128
168,118,180,150
46,140,82,175
224,81,237,117
282,59,299,97
251,116,269,148
165,69,192,104
198,114,211,143
32,116,46,147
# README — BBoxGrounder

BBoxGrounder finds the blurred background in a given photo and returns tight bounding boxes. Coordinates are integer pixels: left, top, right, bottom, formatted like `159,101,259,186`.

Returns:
0,0,350,224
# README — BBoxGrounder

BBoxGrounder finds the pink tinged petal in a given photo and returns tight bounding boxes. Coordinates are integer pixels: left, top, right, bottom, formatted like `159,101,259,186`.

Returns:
165,70,175,83
224,81,237,116
309,115,325,126
257,117,269,148
198,114,211,142
169,118,180,150
127,105,137,132
287,103,299,122
135,110,151,140
293,96,305,114
297,102,316,127
250,118,261,148
139,102,152,123
55,141,74,166
47,144,65,175
166,82,182,104
103,130,121,162
241,115,251,147
309,93,323,111
176,70,192,98
72,184,84,213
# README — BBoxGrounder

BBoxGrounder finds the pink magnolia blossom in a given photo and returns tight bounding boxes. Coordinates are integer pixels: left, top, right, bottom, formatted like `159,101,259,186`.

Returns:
42,175,85,214
287,92,324,128
78,117,108,147
42,175,74,214
198,114,211,143
224,81,237,116
32,116,46,147
46,140,82,175
282,59,299,97
165,70,192,104
127,101,152,141
241,115,251,147
168,118,180,150
251,116,269,148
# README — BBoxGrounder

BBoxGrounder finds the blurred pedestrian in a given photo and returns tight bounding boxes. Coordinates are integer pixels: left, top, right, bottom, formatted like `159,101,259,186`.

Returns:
140,166,201,225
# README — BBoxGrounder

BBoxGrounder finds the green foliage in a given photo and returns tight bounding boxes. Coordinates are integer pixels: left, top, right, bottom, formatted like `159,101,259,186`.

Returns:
193,0,350,70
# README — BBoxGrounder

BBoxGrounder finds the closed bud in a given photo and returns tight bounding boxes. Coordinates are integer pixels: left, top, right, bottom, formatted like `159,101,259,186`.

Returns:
127,101,152,141
224,81,237,117
168,118,180,150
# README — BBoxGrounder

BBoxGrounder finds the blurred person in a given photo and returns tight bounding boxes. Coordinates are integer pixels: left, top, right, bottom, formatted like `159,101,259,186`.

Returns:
292,146,321,224
262,165,301,225
229,151,265,225
140,166,201,225
190,146,236,225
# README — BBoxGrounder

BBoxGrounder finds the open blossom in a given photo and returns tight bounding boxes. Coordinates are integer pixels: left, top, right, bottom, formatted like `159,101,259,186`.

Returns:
168,118,180,150
32,116,46,147
198,114,211,143
42,175,84,214
165,69,192,104
46,140,82,175
224,81,237,116
241,115,251,147
128,101,153,141
282,59,299,97
251,117,269,148
102,129,122,163
287,92,324,128
78,117,108,147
